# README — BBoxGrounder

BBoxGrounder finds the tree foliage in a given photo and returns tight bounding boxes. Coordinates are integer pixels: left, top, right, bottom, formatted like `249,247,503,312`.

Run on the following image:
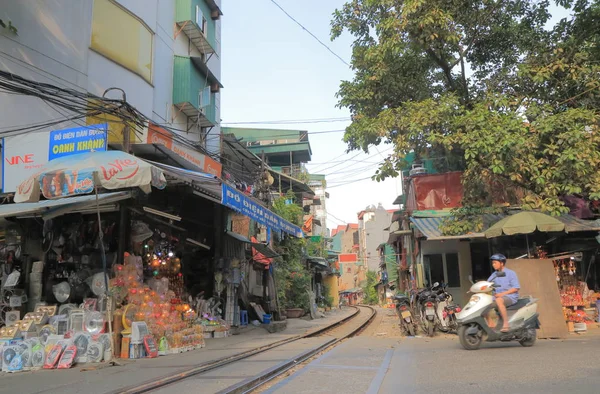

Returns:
362,270,380,305
332,0,600,220
271,192,311,310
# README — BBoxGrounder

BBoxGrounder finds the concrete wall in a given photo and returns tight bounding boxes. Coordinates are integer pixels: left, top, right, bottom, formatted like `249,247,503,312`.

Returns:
338,262,357,291
0,0,222,186
341,229,357,254
360,207,391,272
420,239,472,306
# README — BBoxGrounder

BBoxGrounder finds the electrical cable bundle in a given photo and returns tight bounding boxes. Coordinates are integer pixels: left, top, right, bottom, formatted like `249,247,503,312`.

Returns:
0,70,215,159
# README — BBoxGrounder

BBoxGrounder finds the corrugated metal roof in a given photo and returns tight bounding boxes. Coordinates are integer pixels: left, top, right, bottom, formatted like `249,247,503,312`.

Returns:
411,213,600,240
410,214,504,240
556,215,600,233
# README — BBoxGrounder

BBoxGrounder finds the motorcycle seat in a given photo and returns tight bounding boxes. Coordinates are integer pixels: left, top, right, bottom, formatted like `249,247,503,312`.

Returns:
394,295,409,301
506,298,530,310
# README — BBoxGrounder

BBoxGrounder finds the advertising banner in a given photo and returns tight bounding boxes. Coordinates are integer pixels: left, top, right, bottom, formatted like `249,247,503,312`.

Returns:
2,125,107,193
221,183,303,238
2,132,48,193
147,123,222,177
48,124,107,160
41,169,95,199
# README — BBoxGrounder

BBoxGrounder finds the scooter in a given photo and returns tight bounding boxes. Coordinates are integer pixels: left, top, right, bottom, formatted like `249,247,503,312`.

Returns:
456,272,540,350
435,284,461,333
394,294,417,336
416,283,440,337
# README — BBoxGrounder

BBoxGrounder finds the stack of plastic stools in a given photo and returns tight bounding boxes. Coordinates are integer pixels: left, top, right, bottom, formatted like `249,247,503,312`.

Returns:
240,310,248,326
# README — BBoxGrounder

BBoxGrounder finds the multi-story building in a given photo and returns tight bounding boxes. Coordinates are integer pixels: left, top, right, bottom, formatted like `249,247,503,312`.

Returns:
307,174,328,237
221,127,312,171
0,0,223,191
358,205,392,272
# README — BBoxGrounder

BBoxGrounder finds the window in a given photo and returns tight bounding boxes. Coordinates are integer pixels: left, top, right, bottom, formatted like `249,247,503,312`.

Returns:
445,253,460,288
424,253,461,288
91,0,153,83
195,5,207,35
200,86,211,109
424,254,444,286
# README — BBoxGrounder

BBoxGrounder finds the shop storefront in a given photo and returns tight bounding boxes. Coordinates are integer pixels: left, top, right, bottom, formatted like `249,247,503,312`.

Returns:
0,151,303,372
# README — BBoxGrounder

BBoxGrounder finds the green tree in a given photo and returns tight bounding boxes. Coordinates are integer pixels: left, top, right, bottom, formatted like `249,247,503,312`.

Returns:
332,0,600,222
272,192,311,310
362,271,379,305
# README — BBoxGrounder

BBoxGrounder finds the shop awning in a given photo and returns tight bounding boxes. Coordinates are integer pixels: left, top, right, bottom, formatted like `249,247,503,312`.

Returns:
340,287,362,294
0,191,131,220
221,184,304,238
225,231,279,258
552,215,600,233
148,161,222,203
410,214,503,240
387,230,412,244
307,256,331,273
268,169,315,197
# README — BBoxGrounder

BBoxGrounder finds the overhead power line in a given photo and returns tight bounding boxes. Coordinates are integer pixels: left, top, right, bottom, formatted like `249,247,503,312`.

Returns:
222,117,350,125
268,0,351,67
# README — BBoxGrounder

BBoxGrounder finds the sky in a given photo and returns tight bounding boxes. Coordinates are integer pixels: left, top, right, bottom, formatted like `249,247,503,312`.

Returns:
220,0,401,229
220,0,570,229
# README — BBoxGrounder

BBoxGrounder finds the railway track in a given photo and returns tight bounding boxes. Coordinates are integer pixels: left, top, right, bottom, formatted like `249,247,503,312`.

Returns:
114,305,376,394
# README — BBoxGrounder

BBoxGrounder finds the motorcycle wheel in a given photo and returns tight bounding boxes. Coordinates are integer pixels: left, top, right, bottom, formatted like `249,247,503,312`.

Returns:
458,325,482,350
519,328,537,347
407,324,416,337
426,320,434,337
438,321,450,333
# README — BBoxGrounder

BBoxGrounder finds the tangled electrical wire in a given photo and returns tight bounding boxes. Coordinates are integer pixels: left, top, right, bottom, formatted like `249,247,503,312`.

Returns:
0,70,214,159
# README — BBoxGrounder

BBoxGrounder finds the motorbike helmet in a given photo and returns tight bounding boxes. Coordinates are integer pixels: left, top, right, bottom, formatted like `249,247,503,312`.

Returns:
490,253,507,264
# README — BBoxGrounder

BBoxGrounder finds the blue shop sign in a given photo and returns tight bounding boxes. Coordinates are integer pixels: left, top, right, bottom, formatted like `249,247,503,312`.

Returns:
221,183,303,238
49,124,108,160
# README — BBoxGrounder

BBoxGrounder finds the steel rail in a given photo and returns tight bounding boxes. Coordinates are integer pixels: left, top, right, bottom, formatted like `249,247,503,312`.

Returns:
217,305,377,394
114,306,364,394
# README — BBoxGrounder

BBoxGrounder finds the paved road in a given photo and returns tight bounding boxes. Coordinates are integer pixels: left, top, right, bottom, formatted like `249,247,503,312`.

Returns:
259,335,600,394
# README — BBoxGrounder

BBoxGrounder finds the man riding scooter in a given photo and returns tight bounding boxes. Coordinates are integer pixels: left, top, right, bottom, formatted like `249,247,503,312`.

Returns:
487,254,520,332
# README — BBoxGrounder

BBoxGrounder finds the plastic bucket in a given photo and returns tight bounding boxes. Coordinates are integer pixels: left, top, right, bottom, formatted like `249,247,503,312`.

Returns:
263,314,272,324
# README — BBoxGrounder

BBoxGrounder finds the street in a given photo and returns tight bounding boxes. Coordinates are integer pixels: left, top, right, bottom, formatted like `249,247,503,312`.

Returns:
2,308,599,394
257,309,600,394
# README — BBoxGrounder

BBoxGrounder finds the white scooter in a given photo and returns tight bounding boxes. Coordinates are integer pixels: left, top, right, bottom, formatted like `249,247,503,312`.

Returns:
456,272,540,350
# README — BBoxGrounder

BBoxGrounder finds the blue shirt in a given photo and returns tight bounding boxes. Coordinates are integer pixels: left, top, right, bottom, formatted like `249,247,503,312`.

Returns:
488,268,520,303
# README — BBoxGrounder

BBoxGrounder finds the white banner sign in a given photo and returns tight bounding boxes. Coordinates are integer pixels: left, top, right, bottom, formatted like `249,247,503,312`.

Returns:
2,132,49,193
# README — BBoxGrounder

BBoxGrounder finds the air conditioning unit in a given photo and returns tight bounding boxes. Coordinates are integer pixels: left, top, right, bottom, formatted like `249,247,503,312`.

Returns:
409,163,427,177
211,82,220,93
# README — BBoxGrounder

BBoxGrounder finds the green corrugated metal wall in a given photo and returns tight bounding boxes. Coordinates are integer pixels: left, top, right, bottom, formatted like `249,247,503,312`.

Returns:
175,0,217,49
172,56,216,124
384,244,398,285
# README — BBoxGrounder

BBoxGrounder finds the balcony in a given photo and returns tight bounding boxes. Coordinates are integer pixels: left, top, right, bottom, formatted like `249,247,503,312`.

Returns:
175,0,219,55
173,55,219,127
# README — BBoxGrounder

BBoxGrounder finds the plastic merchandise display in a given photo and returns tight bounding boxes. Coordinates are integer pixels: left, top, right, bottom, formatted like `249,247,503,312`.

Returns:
52,282,71,303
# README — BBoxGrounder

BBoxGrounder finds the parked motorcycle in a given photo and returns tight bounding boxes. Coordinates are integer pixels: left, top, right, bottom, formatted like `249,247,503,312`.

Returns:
456,272,540,350
394,294,417,336
416,283,441,337
435,283,461,333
